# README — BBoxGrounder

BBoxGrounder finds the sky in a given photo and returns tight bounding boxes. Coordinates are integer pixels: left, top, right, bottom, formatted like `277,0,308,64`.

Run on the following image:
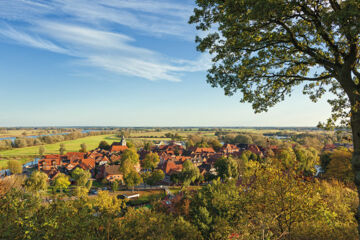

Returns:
0,0,332,127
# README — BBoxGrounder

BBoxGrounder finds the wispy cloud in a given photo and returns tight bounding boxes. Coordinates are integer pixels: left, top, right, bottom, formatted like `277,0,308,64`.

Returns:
0,0,209,82
0,25,67,53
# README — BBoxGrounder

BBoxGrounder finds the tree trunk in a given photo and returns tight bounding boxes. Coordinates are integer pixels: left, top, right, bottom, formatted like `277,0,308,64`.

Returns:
351,110,360,235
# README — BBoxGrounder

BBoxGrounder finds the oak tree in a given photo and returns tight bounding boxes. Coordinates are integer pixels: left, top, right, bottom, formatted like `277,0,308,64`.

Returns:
190,0,360,230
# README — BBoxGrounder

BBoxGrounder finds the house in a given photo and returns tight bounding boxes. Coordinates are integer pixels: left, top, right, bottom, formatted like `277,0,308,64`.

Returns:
79,158,96,171
97,165,124,182
110,154,122,163
97,156,110,166
38,155,62,171
164,160,183,175
247,144,263,156
66,152,85,163
110,138,128,152
191,147,215,154
221,144,239,154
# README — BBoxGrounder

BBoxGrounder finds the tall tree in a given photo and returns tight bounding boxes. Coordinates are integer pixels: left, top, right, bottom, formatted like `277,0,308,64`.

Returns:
190,0,360,230
98,140,110,150
25,171,48,193
59,143,66,155
53,173,70,193
71,168,91,187
39,146,45,157
80,143,87,153
120,149,140,176
145,169,165,186
180,160,201,187
142,152,160,170
124,171,143,191
324,148,354,184
214,156,239,180
7,160,22,174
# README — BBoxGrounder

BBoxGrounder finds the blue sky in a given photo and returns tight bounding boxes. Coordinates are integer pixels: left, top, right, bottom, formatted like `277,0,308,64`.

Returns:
0,0,332,127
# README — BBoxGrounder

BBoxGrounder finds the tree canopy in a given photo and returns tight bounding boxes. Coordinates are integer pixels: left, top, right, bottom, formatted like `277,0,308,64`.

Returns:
180,160,201,187
7,160,22,174
142,152,160,170
25,171,48,193
190,0,359,127
190,1,360,228
71,168,91,187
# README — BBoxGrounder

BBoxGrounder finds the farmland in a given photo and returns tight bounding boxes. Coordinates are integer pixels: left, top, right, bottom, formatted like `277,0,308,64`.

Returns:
0,134,121,168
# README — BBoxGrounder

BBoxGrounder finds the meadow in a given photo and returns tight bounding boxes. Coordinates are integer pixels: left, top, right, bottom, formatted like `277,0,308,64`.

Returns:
0,134,122,168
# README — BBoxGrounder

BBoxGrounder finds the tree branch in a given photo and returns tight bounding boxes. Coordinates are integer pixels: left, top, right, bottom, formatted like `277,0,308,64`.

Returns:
298,4,343,63
275,20,336,70
262,74,333,82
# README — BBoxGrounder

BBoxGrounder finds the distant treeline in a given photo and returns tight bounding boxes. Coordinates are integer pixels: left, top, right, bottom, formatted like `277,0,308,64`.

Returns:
0,130,117,151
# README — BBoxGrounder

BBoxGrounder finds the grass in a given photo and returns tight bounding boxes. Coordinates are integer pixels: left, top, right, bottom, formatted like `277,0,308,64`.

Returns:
0,129,62,138
0,134,122,169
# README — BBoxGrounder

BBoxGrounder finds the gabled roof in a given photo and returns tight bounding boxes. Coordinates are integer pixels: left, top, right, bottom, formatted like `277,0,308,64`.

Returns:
110,145,128,152
193,147,215,154
81,158,95,169
104,165,122,176
164,160,183,175
66,152,85,161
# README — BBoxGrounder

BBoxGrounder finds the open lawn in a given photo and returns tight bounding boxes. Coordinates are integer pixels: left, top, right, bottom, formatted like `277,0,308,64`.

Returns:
0,134,122,169
0,129,44,138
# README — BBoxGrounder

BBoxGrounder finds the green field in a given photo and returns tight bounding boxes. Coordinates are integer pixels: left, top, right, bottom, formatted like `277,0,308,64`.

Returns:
0,134,122,169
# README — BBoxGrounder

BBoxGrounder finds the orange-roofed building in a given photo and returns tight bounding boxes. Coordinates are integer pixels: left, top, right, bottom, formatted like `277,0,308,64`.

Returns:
80,158,96,170
192,147,215,154
164,160,183,175
110,145,128,152
66,152,85,163
221,144,239,154
248,144,263,156
38,156,62,171
110,136,128,152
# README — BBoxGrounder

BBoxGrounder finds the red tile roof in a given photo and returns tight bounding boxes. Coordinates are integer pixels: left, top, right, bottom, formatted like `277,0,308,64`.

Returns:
193,147,215,154
110,145,128,152
81,158,95,169
164,160,183,175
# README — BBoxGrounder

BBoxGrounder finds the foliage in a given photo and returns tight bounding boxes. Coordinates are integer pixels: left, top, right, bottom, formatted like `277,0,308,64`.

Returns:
180,160,201,187
59,143,66,155
293,145,319,175
98,140,110,150
188,161,358,239
144,169,165,186
117,208,202,240
320,151,332,170
323,148,354,184
214,156,239,180
71,168,91,187
142,152,160,170
79,143,87,153
25,171,48,193
190,0,360,128
111,180,119,191
7,160,22,174
38,145,45,156
120,149,140,176
52,173,71,192
124,171,143,191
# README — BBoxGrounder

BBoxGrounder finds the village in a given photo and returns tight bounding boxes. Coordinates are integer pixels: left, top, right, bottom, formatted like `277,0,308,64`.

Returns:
35,136,275,193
